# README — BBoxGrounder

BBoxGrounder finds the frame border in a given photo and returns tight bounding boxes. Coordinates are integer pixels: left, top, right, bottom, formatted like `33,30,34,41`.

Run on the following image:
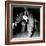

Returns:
5,1,45,45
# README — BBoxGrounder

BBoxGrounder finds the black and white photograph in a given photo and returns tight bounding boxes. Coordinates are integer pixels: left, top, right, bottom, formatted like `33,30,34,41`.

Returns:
11,6,40,38
5,1,45,44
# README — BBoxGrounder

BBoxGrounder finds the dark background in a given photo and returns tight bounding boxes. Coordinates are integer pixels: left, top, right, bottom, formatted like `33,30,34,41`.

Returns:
13,7,40,22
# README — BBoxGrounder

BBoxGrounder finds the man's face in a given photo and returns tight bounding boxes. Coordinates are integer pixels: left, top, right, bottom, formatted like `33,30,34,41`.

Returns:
15,13,23,23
